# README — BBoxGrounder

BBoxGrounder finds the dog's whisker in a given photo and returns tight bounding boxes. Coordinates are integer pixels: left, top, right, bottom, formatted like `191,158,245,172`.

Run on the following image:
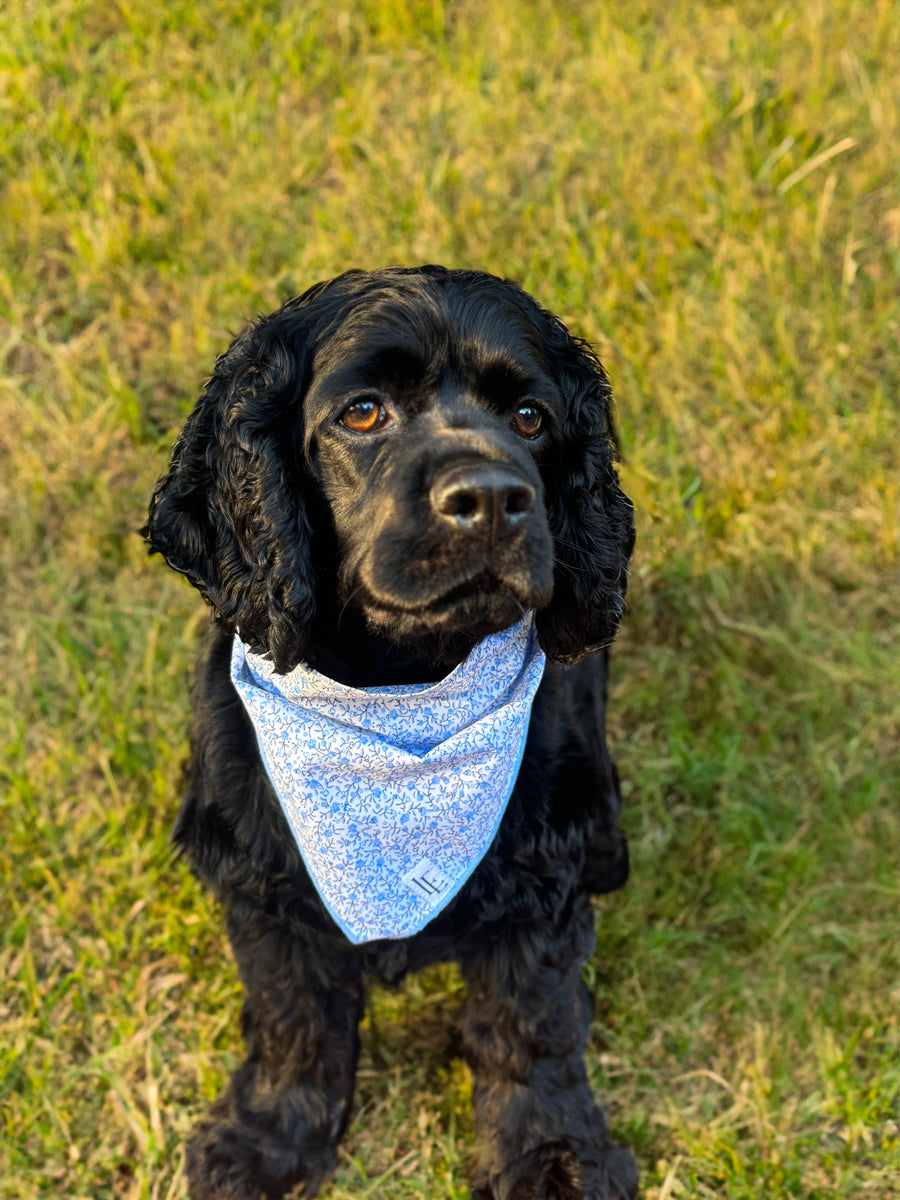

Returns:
554,558,592,581
336,584,367,630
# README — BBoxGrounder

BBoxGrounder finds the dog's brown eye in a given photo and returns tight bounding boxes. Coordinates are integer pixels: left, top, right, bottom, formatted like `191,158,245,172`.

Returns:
512,403,544,439
340,398,391,434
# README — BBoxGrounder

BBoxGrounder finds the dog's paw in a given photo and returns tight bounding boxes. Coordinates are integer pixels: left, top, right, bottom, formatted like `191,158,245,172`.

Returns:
473,1138,638,1200
578,1143,640,1200
184,1112,336,1200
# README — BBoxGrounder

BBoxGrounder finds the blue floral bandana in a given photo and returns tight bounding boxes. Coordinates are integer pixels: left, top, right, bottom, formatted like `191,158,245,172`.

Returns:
230,613,546,944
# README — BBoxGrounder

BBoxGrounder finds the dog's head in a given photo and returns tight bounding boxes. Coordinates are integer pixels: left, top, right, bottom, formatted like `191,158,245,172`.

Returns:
145,267,634,674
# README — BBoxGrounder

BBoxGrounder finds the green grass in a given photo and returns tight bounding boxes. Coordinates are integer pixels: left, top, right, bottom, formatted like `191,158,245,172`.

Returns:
2,0,898,1196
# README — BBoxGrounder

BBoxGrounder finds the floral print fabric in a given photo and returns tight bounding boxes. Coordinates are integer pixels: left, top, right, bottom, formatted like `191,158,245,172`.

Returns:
230,613,546,944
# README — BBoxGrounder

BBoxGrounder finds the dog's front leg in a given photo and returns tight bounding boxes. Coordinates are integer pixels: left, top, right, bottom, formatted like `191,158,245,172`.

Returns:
184,910,363,1200
459,894,637,1200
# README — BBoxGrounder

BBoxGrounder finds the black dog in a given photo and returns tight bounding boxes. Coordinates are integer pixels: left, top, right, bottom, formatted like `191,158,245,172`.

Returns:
146,266,637,1200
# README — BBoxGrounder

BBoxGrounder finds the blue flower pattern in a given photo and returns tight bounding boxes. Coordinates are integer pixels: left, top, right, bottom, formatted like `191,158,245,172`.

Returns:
230,614,546,944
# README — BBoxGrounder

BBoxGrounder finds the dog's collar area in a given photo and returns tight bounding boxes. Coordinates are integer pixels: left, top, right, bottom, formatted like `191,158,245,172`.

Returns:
230,613,546,944
298,627,461,690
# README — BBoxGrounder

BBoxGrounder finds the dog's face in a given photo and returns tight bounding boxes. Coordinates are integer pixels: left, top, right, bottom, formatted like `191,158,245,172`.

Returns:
146,267,634,674
304,282,560,645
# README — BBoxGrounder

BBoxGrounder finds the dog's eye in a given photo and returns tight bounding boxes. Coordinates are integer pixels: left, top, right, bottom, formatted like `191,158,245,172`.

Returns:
512,403,545,439
340,398,392,434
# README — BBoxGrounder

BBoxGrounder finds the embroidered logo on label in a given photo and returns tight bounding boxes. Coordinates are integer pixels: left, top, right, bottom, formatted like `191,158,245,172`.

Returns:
402,858,452,905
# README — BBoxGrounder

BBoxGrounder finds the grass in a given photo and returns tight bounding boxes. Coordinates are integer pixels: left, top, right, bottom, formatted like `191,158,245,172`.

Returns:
1,0,898,1195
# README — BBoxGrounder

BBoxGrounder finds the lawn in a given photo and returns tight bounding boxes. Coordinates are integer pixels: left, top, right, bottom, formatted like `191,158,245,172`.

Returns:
1,1,898,1196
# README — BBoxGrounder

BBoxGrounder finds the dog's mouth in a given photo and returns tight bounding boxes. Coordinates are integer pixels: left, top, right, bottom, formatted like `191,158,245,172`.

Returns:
354,571,550,641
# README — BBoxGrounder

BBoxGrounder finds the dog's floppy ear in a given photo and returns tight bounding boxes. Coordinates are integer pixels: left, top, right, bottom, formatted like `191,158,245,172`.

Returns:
534,315,635,665
145,311,317,673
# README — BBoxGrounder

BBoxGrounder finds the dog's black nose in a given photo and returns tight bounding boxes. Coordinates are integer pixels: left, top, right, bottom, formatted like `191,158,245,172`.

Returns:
430,463,535,540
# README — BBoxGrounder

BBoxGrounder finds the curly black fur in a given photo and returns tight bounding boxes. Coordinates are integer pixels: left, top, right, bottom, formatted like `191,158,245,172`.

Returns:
146,266,638,1199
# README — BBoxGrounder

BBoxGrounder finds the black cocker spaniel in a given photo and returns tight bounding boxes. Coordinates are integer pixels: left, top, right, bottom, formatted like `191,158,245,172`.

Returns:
146,266,638,1200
